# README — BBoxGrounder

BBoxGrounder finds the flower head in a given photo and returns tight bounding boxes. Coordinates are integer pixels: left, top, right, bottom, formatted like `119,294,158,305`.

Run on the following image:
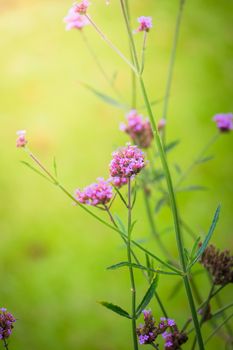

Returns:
111,176,128,188
16,130,27,148
200,244,233,285
136,16,153,32
213,113,233,132
75,178,113,207
73,0,90,15
109,144,146,179
0,308,16,340
64,6,89,30
120,110,153,148
162,329,188,350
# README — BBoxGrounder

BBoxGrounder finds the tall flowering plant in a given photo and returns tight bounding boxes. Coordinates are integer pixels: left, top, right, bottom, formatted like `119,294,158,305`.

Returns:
15,1,233,350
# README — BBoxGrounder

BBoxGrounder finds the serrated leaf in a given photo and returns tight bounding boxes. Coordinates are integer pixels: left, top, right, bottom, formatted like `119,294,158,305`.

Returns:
99,301,131,319
196,155,214,164
80,82,127,109
136,276,159,318
21,161,52,182
188,205,221,269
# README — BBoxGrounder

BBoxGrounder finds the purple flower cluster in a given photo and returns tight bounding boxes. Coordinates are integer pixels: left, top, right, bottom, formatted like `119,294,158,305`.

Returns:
109,144,145,180
137,310,188,348
64,7,90,31
120,110,153,148
73,0,90,15
136,16,153,32
75,178,113,206
213,113,233,132
0,308,16,340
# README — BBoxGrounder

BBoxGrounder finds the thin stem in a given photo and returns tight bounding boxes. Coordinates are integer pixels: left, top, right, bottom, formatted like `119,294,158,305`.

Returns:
140,31,147,74
175,133,219,189
205,313,233,345
124,0,137,108
118,3,205,348
85,14,138,74
162,0,186,144
3,339,9,350
127,178,139,350
80,31,124,102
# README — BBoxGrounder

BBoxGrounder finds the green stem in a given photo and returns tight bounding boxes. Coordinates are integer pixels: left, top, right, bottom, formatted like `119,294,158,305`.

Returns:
127,178,138,350
80,31,124,102
118,2,205,348
205,313,233,345
3,340,9,350
162,0,186,144
85,14,138,74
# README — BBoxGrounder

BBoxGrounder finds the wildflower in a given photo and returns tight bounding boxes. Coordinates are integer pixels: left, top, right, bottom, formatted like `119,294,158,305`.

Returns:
73,0,90,15
158,118,166,132
136,16,153,33
162,329,188,350
120,110,153,148
200,244,233,285
137,310,188,348
111,176,128,188
75,178,113,207
16,130,27,148
0,308,16,340
64,7,89,30
109,144,145,180
213,113,233,132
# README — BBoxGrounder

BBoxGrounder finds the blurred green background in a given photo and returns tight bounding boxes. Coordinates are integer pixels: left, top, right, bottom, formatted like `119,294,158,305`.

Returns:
0,0,232,349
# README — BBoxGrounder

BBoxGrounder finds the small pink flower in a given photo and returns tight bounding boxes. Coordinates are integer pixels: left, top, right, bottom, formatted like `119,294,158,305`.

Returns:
73,0,90,15
136,16,153,33
75,178,113,207
111,176,128,188
16,130,27,148
158,118,166,132
120,110,153,148
109,143,146,179
64,7,89,30
213,113,233,132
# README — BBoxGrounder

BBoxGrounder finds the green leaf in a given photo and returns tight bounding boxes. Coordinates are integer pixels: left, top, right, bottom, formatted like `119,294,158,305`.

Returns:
114,215,127,235
155,197,167,213
188,205,221,269
130,220,137,235
196,155,214,164
80,82,128,109
145,254,154,282
190,236,201,261
114,187,128,207
53,156,58,178
183,248,190,265
154,140,180,158
21,161,52,182
99,301,131,319
136,276,159,318
176,185,207,193
211,302,233,319
107,262,180,276
140,97,164,109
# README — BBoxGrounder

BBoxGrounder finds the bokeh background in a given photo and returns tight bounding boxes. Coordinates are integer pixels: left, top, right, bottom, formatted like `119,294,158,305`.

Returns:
0,0,233,349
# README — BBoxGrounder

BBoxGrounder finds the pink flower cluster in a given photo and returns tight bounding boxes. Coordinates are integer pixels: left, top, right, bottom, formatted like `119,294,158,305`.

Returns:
64,7,89,31
109,143,145,179
16,130,27,148
73,0,90,14
120,110,153,148
136,16,153,32
213,113,233,132
75,178,112,206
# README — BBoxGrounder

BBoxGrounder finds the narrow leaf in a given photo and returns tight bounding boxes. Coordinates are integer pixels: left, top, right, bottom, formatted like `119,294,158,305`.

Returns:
136,276,159,318
114,215,127,235
211,302,233,319
80,82,127,109
155,197,167,213
176,185,207,193
188,205,221,269
99,301,131,319
190,236,201,261
53,156,58,178
154,140,180,158
107,262,180,276
196,155,214,164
